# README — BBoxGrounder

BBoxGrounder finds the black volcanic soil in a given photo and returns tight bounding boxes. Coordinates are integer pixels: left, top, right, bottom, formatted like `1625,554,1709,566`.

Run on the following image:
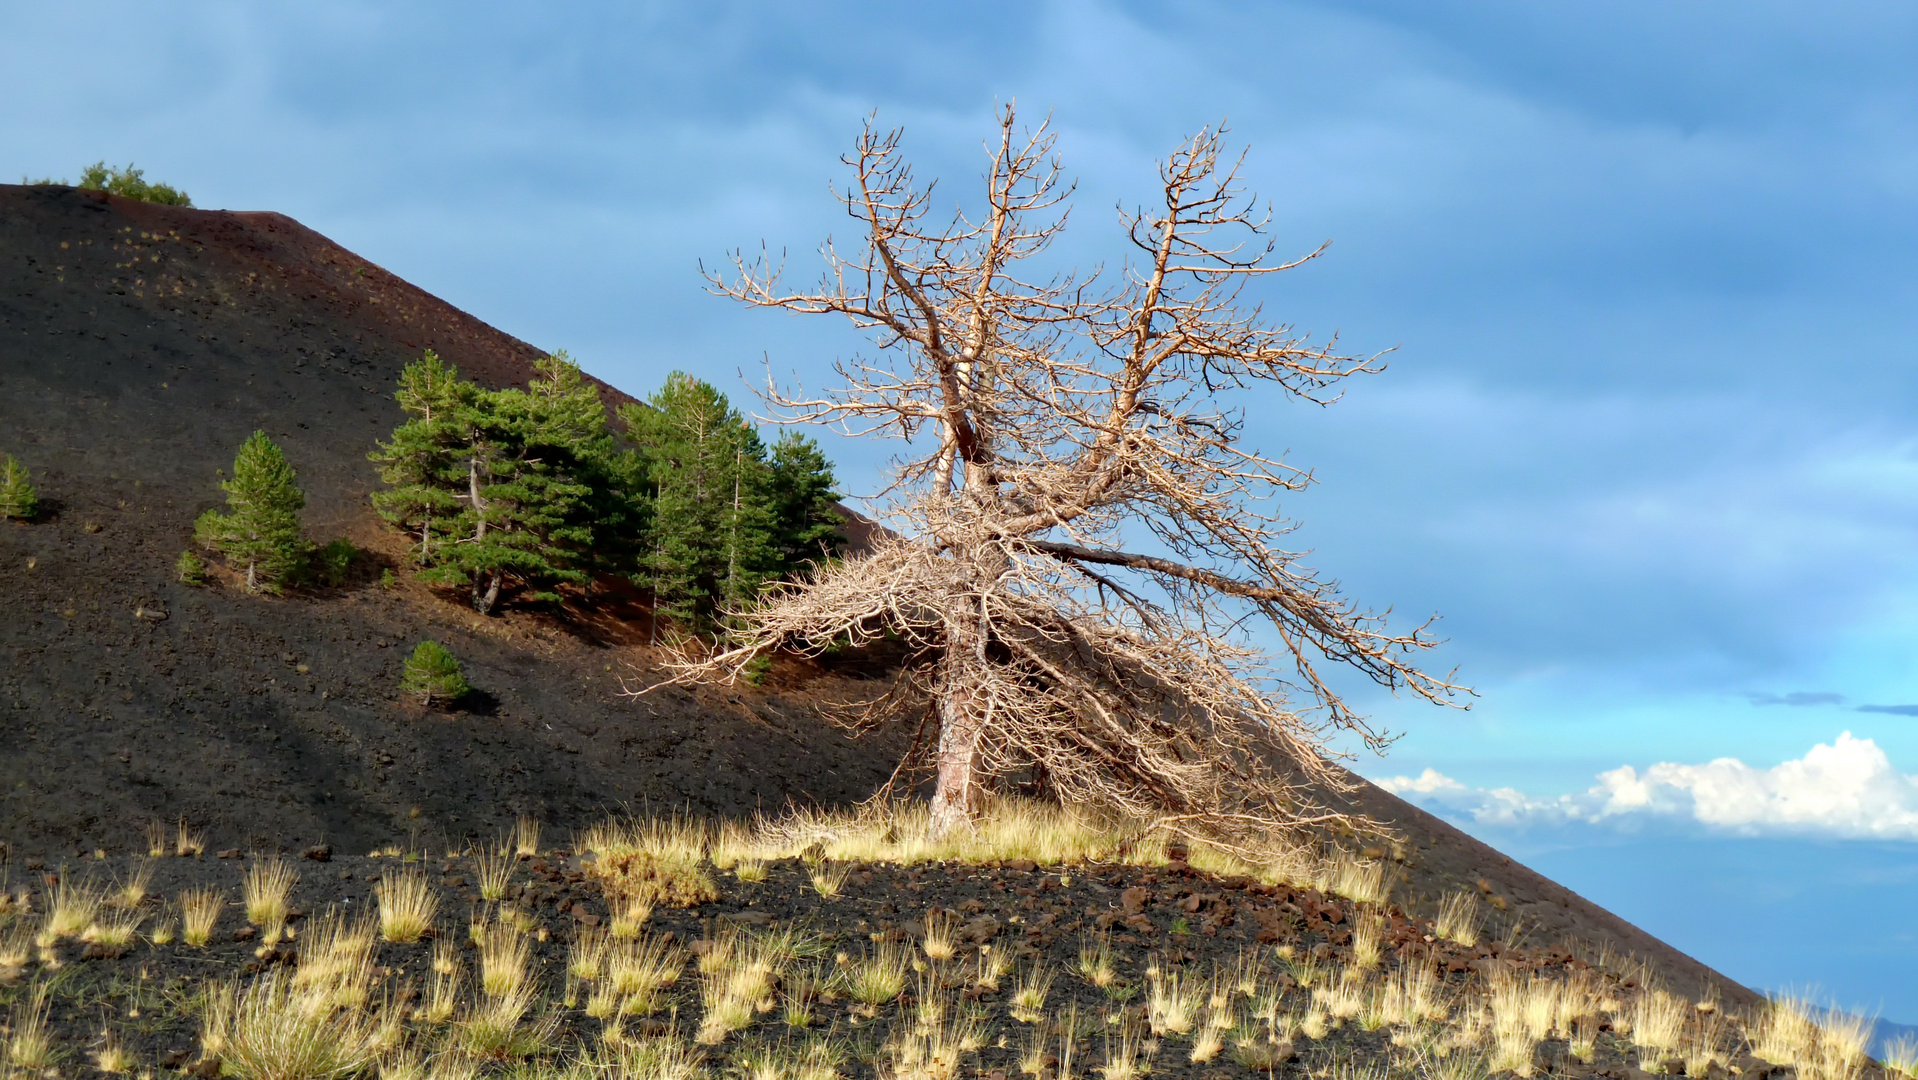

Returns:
2,848,1751,1078
0,183,1757,1011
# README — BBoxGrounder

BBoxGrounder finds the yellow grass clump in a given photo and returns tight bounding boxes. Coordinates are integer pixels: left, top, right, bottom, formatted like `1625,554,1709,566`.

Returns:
242,857,297,932
1750,996,1871,1080
1435,890,1480,948
581,816,719,909
375,868,439,943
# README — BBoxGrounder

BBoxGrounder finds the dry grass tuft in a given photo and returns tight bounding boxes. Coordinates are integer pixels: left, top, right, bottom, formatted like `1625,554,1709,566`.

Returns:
1350,910,1384,969
1435,890,1480,948
603,1038,708,1080
808,861,851,899
114,860,155,908
210,971,380,1080
695,929,789,1044
608,933,687,1015
514,815,542,857
1883,1035,1918,1080
1487,970,1563,1077
582,816,718,909
42,874,105,942
452,980,557,1060
82,909,143,955
181,886,222,947
92,1028,134,1073
6,986,55,1071
846,939,912,1012
1099,1025,1147,1080
1145,961,1199,1035
1629,988,1689,1064
920,909,957,962
242,857,297,930
1373,961,1445,1027
475,847,513,902
1316,852,1390,905
292,909,378,1011
1750,996,1871,1080
1011,963,1055,1025
1075,934,1118,988
480,922,532,998
375,868,438,943
176,818,207,858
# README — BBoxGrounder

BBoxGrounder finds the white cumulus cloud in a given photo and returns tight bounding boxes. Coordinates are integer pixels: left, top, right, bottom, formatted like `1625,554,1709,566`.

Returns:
1375,733,1918,839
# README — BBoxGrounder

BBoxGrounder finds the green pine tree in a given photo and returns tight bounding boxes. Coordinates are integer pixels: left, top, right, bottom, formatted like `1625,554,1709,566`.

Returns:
372,351,638,614
0,454,37,521
194,431,306,593
400,640,471,707
621,373,778,635
370,350,473,567
765,430,846,576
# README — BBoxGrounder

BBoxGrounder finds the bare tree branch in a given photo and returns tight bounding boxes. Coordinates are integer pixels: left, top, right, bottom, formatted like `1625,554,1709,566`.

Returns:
657,106,1469,842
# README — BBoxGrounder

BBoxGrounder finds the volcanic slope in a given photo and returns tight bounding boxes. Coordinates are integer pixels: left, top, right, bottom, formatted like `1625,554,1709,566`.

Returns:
0,183,1752,1007
0,182,905,861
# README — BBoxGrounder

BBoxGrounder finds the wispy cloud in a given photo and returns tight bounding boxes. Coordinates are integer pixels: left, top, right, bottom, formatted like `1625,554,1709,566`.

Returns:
1376,733,1918,840
1856,704,1918,717
1747,691,1846,707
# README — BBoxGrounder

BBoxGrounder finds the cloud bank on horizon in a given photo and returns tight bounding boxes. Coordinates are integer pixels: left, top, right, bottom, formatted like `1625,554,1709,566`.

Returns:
1375,732,1918,840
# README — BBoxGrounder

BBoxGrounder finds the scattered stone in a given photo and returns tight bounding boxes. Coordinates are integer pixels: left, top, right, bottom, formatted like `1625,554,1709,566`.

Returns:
1120,886,1150,916
217,849,241,859
962,914,1002,943
233,926,257,942
1005,858,1036,872
302,844,332,862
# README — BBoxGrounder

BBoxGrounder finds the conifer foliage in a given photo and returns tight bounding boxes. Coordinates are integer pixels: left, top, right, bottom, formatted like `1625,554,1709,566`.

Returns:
370,350,640,615
400,640,471,707
370,354,844,629
0,454,36,521
194,431,307,593
621,373,848,633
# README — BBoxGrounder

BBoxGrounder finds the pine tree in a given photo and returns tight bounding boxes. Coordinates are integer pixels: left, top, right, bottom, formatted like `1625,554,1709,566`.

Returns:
400,640,471,707
194,431,306,593
0,454,37,521
765,430,846,576
372,351,635,614
621,374,777,634
370,350,471,567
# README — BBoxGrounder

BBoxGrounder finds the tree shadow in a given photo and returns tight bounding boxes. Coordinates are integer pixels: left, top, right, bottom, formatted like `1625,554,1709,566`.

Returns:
454,688,501,717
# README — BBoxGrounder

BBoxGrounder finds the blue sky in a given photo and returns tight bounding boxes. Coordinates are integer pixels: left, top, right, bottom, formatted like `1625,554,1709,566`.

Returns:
8,1,1918,1019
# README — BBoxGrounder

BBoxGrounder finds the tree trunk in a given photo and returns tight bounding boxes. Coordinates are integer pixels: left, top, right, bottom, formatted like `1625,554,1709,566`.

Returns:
473,568,501,615
929,615,987,836
930,688,986,836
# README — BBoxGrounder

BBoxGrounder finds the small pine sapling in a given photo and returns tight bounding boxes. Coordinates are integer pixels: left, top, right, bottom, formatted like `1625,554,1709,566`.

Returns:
312,539,358,587
401,640,471,707
176,550,207,586
0,454,36,521
194,431,307,593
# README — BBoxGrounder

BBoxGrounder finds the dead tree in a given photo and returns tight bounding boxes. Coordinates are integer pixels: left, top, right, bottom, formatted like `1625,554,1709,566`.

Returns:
666,106,1465,839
